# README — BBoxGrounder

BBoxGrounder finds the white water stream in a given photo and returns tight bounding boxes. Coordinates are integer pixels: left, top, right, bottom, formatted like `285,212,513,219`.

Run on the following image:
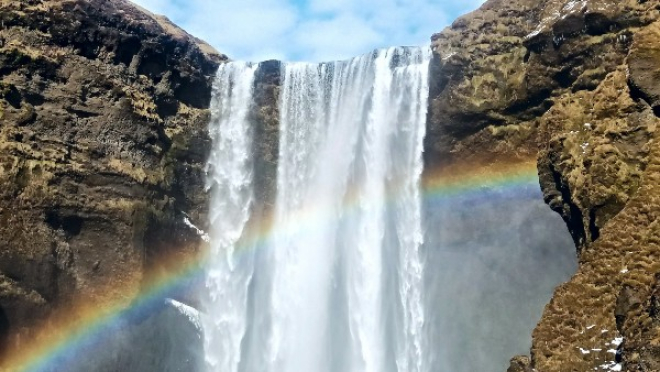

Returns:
204,47,430,372
203,62,258,372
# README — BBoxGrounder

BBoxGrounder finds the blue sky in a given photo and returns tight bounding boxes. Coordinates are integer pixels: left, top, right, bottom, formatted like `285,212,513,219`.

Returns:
130,0,486,62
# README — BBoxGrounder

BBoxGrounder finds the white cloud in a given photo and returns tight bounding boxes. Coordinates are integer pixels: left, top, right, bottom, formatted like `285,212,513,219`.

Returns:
129,0,487,62
294,14,382,61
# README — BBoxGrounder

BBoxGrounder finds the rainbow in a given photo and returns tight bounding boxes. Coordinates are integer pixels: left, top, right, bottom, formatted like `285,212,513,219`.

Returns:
3,157,542,372
423,157,540,200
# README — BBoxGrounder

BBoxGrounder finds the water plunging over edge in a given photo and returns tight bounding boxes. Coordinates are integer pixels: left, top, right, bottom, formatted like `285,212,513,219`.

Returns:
203,62,258,372
203,47,430,372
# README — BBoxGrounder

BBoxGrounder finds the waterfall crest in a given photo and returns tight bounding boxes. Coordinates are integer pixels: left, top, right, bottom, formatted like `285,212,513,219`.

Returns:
204,46,430,372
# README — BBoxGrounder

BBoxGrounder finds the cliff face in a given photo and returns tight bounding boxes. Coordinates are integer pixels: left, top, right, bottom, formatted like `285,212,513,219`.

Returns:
426,0,660,370
0,0,224,351
2,0,659,370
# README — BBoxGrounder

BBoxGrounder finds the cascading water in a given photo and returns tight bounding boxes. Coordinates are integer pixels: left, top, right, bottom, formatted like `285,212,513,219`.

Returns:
204,47,430,372
203,62,258,372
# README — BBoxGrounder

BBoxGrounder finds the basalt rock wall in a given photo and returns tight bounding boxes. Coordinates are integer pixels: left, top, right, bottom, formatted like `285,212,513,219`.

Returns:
426,0,660,370
0,0,224,352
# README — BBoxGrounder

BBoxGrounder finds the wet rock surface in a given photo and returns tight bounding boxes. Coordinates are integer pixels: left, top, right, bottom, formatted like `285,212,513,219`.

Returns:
250,60,281,210
426,0,660,370
0,0,224,356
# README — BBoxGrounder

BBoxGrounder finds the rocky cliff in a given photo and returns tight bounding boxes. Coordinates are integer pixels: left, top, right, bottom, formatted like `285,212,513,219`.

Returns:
0,0,224,355
426,0,660,370
2,0,660,370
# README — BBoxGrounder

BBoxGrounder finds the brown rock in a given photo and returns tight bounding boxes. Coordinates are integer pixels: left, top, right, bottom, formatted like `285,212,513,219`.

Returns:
425,0,552,170
251,60,282,210
508,355,532,372
0,0,225,356
425,0,660,370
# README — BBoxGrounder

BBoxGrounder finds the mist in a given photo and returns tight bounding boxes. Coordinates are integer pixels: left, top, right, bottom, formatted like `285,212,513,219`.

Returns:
423,181,577,371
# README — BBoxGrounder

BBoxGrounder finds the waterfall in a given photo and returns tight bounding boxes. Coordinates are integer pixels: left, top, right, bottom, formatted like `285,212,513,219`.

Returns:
203,62,258,372
204,46,430,372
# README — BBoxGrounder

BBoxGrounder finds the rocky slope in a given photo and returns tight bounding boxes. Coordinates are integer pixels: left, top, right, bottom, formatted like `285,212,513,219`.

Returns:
0,0,224,356
426,0,660,370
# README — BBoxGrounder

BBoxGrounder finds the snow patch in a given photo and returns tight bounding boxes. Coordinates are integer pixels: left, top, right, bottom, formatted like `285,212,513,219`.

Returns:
562,0,587,13
183,217,210,242
442,52,457,61
166,298,203,332
581,142,589,153
526,29,542,39
599,362,622,371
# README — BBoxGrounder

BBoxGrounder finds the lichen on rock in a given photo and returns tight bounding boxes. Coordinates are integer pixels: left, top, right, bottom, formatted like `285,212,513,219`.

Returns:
426,0,660,370
0,0,225,355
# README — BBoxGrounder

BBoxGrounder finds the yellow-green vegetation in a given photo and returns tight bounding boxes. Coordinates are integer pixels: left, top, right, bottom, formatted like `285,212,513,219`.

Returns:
0,0,224,358
428,0,660,370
